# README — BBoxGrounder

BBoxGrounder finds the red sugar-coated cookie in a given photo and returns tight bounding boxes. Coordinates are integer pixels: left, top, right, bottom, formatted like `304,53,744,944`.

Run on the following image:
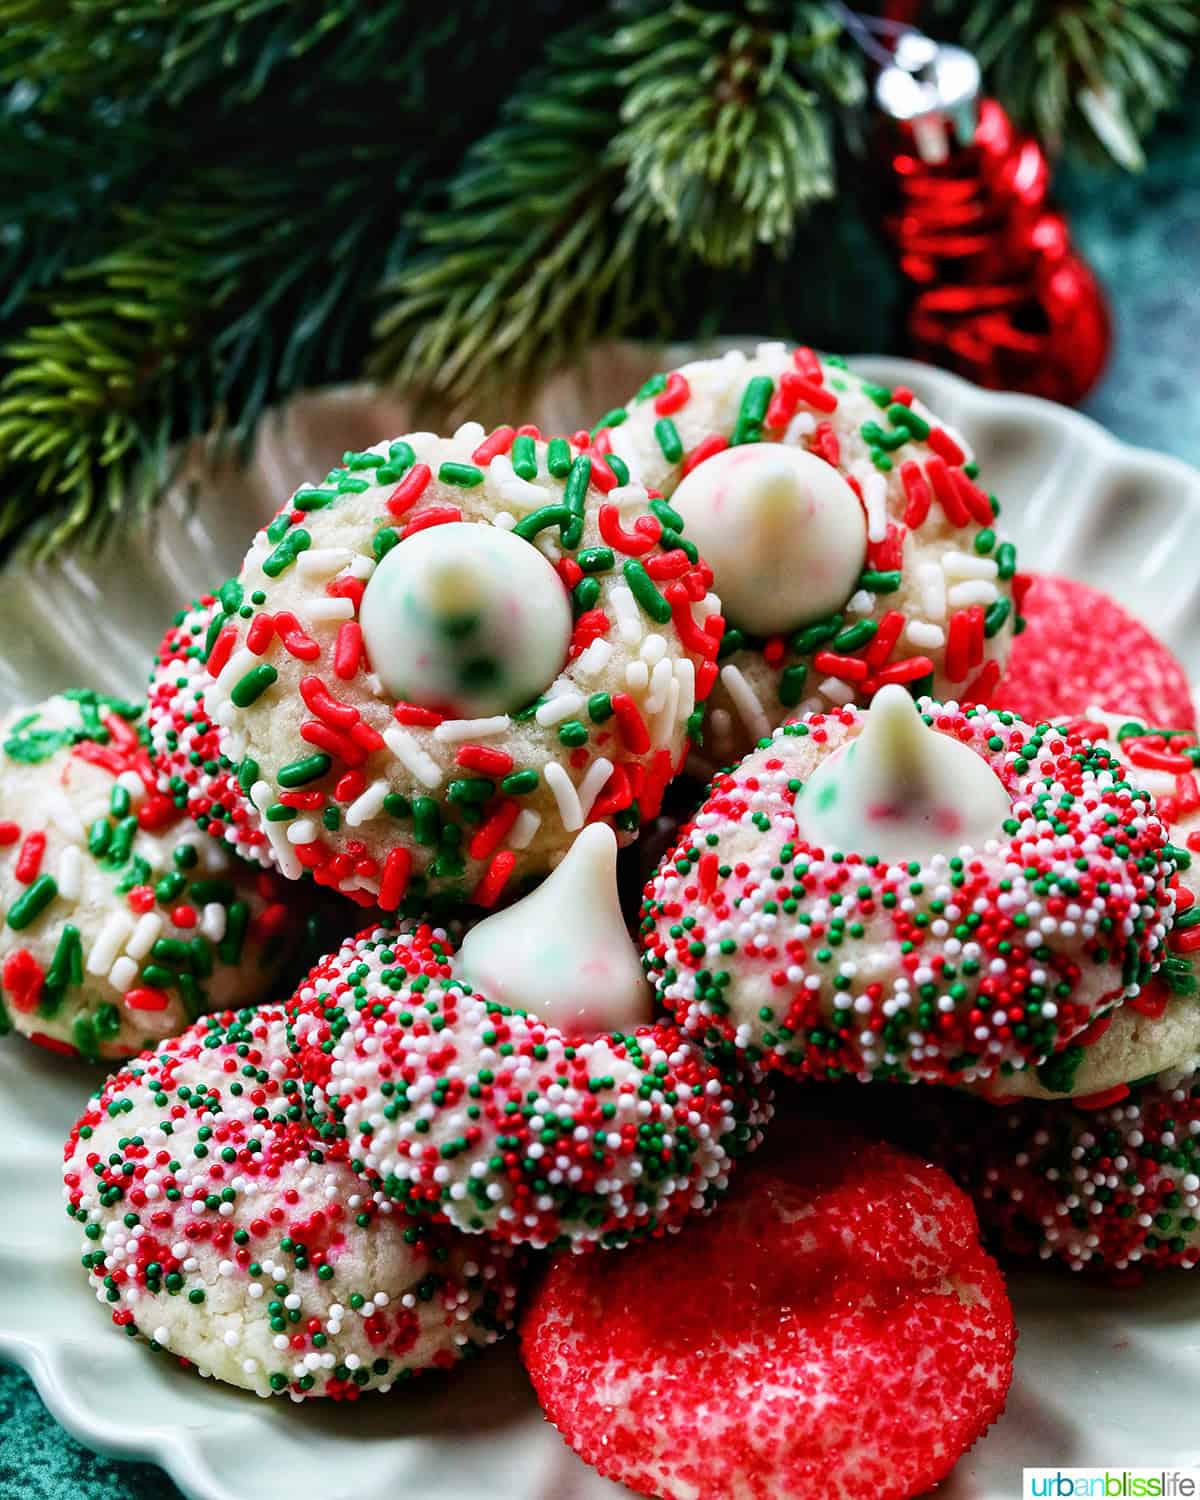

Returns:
994,573,1195,729
521,1131,1014,1500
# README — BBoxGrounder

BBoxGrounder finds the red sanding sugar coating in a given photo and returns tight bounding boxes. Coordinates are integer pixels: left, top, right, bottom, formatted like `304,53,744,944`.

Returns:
994,574,1195,729
521,1131,1014,1500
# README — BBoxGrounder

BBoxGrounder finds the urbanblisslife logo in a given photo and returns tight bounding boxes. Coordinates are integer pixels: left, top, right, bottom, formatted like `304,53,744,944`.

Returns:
1025,1473,1200,1498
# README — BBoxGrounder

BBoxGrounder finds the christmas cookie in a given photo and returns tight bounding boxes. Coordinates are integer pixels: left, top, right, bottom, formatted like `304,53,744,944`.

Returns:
641,688,1180,1086
972,710,1200,1101
993,574,1195,730
0,692,296,1059
521,1128,1014,1500
288,920,770,1251
937,1057,1200,1273
64,1006,520,1397
606,343,1020,766
203,423,724,906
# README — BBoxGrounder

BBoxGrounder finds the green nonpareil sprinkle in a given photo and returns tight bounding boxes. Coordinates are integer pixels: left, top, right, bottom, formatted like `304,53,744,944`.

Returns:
511,434,537,481
231,665,278,709
623,559,672,623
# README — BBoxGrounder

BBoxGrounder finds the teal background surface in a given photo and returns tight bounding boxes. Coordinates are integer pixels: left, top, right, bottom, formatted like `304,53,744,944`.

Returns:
2,87,1198,1500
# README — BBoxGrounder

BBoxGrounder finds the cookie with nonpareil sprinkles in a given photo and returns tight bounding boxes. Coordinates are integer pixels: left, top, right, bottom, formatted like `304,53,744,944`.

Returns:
287,923,771,1251
640,689,1181,1087
934,1057,1200,1273
0,693,297,1060
521,1130,1014,1500
204,421,724,906
970,708,1200,1101
994,574,1195,731
605,344,1020,767
146,592,276,871
63,1006,521,1398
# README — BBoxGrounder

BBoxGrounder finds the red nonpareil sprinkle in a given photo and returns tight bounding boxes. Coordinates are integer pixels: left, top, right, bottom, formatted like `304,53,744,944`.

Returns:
125,987,170,1012
472,426,515,464
900,461,931,528
866,611,906,667
246,612,276,654
468,799,521,861
393,702,443,728
813,651,868,683
570,609,610,657
611,693,651,754
300,675,359,729
654,371,690,415
892,385,914,405
272,611,320,661
386,463,432,518
681,434,728,477
14,831,45,884
875,655,935,686
402,505,461,539
0,822,18,846
928,426,966,464
456,745,514,777
762,636,786,668
473,851,516,908
598,505,659,556
377,848,412,912
137,794,177,832
1,949,44,1012
333,622,364,681
127,886,155,914
205,625,239,679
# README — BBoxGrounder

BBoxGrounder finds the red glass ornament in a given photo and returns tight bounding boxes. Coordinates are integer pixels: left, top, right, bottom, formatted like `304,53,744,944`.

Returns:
877,95,1110,405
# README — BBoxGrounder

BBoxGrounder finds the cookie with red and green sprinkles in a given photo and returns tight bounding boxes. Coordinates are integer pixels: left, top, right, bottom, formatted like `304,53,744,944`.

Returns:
63,1005,521,1398
204,420,725,908
603,343,1020,767
932,1055,1200,1273
640,696,1181,1088
146,592,276,870
286,922,771,1251
521,1127,1014,1500
0,692,299,1060
971,708,1200,1102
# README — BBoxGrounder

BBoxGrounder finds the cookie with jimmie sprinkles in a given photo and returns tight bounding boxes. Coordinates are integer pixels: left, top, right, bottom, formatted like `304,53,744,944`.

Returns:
0,692,297,1060
63,1005,521,1398
604,343,1021,767
930,1057,1200,1274
640,689,1181,1087
146,591,276,871
287,922,771,1251
521,1128,1014,1500
203,421,724,908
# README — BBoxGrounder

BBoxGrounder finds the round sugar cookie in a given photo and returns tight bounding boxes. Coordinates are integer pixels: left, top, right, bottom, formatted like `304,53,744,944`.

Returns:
0,693,297,1060
64,1006,521,1398
521,1129,1014,1499
605,343,1020,766
287,922,772,1250
640,696,1180,1086
203,423,725,907
993,575,1195,730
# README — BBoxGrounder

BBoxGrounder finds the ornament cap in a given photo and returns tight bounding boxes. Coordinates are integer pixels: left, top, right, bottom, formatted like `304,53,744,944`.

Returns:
875,33,981,163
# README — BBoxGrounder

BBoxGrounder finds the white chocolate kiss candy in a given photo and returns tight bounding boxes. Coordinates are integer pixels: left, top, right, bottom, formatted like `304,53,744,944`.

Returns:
794,685,1012,864
455,823,653,1039
669,445,867,635
359,521,572,717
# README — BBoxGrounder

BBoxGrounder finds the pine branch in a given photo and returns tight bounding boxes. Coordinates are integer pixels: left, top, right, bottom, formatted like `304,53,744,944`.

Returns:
612,0,864,266
370,21,696,413
0,147,414,559
952,0,1199,167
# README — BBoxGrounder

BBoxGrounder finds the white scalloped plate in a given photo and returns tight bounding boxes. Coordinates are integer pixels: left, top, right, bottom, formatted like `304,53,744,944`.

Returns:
2,352,1200,1500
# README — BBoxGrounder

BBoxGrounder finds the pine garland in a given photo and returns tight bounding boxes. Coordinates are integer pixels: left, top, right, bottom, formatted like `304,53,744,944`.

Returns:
0,0,1193,558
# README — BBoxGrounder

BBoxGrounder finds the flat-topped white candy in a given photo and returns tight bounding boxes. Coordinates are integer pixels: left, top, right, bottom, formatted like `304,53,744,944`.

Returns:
669,445,867,635
359,521,572,717
456,823,653,1038
794,684,1012,863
